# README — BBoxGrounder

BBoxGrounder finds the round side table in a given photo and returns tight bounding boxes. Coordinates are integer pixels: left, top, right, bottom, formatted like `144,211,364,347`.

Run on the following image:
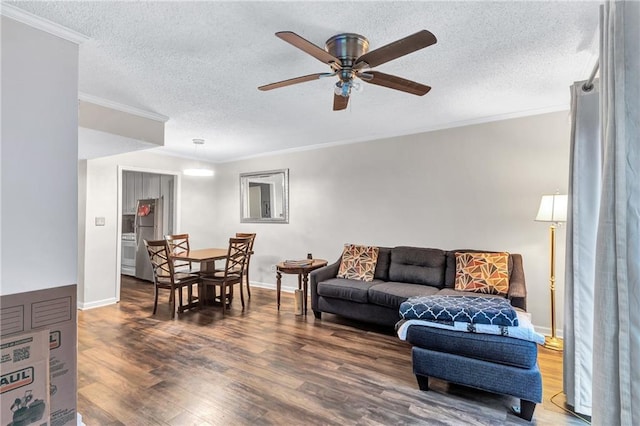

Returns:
276,259,328,314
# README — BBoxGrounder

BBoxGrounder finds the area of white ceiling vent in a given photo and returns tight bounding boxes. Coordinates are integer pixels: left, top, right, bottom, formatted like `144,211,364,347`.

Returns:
9,1,599,163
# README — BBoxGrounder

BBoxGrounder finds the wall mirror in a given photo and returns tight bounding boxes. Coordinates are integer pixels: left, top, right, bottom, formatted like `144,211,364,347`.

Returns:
240,169,289,223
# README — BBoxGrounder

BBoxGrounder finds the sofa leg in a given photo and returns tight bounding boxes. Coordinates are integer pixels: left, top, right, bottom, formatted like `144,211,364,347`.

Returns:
514,399,536,421
313,310,321,319
416,374,429,391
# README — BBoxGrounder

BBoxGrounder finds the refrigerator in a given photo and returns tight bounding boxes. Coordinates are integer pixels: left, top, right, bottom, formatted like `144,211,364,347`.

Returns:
135,198,164,282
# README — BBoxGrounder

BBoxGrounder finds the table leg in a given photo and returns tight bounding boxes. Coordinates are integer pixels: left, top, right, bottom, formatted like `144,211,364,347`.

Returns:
302,273,309,315
200,260,217,304
200,260,214,273
276,271,282,310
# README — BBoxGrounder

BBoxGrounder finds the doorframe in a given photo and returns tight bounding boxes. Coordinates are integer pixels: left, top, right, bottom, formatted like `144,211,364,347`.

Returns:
115,165,182,302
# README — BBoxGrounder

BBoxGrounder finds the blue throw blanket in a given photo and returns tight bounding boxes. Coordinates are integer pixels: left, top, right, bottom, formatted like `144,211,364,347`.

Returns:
399,295,519,327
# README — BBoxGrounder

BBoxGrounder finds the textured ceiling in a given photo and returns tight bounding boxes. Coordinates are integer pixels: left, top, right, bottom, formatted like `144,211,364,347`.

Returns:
10,1,599,163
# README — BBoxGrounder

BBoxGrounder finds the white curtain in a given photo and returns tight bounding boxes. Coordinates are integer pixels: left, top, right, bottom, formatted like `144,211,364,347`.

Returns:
591,1,640,425
563,80,600,416
564,1,640,423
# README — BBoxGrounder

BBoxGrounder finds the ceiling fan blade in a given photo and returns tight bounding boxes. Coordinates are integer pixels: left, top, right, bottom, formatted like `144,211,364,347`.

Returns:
333,94,349,111
354,30,437,69
258,73,332,91
362,71,431,96
276,31,342,69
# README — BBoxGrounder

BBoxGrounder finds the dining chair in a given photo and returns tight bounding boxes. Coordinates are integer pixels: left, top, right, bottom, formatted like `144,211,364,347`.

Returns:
144,239,201,319
165,233,199,273
200,237,251,315
235,232,256,298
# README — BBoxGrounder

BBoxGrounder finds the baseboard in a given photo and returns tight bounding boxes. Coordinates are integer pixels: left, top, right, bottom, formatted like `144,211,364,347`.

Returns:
86,283,559,335
78,297,118,310
535,325,564,339
249,281,298,293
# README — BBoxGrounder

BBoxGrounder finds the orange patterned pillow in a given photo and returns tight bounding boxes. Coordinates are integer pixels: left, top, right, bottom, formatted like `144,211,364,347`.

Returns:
454,252,510,295
337,244,379,282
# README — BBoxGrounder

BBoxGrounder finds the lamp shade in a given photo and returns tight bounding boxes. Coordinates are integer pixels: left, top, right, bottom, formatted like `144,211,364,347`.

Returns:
535,194,568,222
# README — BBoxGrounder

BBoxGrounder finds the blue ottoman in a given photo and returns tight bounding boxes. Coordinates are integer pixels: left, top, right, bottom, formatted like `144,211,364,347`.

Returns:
405,325,542,421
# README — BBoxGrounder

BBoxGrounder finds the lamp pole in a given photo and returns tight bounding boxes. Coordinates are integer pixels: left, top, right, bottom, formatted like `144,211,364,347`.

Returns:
536,192,567,351
545,222,563,350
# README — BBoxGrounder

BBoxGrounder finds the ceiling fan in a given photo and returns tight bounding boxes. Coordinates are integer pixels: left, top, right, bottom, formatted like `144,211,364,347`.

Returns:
258,30,437,111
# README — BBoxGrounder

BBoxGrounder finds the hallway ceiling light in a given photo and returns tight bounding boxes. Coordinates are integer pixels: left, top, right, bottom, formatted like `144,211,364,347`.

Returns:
183,139,214,177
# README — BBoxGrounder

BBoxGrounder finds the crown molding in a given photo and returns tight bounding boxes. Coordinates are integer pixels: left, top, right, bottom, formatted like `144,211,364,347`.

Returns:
79,93,170,123
1,3,89,44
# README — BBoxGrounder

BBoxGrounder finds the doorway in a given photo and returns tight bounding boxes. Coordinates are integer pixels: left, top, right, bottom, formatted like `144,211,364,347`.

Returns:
116,166,180,301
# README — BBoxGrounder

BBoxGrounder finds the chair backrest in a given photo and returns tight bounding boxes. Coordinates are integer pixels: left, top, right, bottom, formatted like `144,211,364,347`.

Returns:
222,237,252,278
165,233,191,269
235,233,256,252
235,233,256,271
144,239,175,283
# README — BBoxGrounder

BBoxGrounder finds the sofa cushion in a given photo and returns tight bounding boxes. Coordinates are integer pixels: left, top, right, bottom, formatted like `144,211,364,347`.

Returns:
337,244,379,282
388,247,446,288
317,278,381,303
373,247,392,281
405,326,538,369
454,252,510,295
444,249,513,289
368,282,440,309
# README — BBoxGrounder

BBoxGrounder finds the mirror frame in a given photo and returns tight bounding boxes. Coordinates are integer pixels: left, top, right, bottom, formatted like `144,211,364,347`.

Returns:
240,169,289,223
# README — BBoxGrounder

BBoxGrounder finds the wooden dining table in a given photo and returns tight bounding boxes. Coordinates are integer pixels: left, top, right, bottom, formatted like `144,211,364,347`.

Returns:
171,248,228,304
171,248,228,273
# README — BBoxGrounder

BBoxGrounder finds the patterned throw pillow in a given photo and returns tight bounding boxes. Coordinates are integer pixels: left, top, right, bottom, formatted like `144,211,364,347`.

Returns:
454,252,510,295
337,244,380,282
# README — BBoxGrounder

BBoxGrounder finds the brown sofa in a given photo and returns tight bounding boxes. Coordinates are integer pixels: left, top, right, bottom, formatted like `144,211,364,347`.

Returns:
310,246,527,327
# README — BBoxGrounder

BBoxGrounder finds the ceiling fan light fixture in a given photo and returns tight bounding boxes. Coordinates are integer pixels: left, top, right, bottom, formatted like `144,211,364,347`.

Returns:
334,80,362,97
183,138,214,177
334,81,349,97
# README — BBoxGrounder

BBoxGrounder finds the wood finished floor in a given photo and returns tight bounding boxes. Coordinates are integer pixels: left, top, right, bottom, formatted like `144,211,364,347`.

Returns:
77,276,583,425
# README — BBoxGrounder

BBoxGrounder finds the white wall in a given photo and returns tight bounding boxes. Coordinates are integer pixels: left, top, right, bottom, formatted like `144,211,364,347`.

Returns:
213,111,570,333
1,17,79,294
77,160,88,303
78,149,217,308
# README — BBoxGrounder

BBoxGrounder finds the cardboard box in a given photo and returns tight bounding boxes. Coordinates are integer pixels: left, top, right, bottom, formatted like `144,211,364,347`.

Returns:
1,329,51,426
1,285,77,426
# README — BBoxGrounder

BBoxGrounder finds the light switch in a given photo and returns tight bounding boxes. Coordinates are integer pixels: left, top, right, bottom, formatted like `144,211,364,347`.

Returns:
95,217,106,226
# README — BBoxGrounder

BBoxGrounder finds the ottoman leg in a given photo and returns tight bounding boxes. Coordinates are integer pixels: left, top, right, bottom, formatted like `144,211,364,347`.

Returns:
416,374,430,391
313,310,321,319
515,399,536,421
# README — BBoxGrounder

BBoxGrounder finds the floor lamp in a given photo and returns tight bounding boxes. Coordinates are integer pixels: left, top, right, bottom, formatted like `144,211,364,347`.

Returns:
535,193,568,351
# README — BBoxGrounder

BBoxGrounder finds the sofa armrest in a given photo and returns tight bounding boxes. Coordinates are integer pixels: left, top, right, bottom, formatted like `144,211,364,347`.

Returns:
310,257,341,311
508,253,527,311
